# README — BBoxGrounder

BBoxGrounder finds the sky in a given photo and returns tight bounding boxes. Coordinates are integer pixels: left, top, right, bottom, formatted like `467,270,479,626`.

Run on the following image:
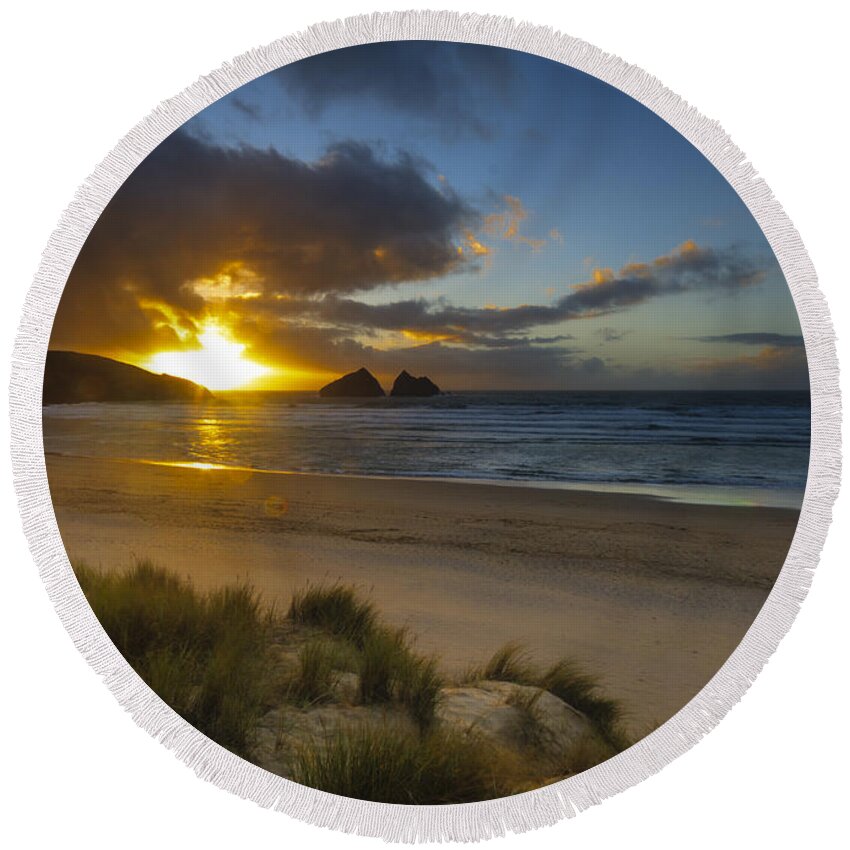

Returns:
49,41,808,391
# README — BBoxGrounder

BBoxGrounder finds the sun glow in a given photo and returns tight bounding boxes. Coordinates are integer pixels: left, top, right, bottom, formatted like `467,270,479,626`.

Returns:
144,323,271,391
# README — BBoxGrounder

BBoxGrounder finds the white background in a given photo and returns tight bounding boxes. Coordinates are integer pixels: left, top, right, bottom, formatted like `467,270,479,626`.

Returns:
1,1,847,847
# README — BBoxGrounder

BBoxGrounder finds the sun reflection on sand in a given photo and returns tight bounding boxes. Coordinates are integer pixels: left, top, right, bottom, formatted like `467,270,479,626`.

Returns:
168,461,229,471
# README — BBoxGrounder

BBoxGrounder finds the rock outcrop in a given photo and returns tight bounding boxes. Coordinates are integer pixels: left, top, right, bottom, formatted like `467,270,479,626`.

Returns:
43,350,213,405
390,370,441,397
319,367,385,398
251,673,603,782
436,680,594,755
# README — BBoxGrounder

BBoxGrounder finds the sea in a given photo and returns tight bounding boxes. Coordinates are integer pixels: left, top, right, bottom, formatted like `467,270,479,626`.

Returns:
42,390,811,509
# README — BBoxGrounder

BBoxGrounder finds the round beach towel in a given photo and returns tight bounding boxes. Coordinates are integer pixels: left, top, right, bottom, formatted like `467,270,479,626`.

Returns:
9,11,840,842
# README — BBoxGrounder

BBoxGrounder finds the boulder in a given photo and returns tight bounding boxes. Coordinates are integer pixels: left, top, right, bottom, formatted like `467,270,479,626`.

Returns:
390,370,441,397
251,704,416,779
435,680,595,758
319,367,385,398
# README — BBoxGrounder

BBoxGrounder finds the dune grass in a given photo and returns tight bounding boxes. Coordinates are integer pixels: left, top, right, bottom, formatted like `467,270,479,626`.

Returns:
292,723,529,804
74,561,270,756
288,583,444,731
395,650,443,734
469,642,629,750
554,733,618,777
541,658,628,750
286,638,344,706
288,582,377,647
505,686,550,751
74,565,628,798
358,626,443,731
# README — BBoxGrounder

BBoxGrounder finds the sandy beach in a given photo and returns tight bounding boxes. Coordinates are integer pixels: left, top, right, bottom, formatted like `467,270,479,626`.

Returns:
46,453,799,733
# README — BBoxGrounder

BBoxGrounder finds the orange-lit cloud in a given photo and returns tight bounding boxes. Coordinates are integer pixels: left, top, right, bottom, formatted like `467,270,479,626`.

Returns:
215,240,773,366
46,117,788,392
463,231,491,256
483,195,547,250
49,134,476,359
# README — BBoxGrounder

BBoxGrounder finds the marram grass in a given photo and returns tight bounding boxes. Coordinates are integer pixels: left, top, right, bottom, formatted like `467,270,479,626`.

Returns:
74,561,271,756
74,564,629,801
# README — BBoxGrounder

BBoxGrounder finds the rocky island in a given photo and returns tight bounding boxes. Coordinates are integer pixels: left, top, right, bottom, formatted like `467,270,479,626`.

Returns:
318,367,385,398
390,370,441,397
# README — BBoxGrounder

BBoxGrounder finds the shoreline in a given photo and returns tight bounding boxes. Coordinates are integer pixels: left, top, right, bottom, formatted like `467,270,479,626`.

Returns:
44,451,805,509
46,454,800,732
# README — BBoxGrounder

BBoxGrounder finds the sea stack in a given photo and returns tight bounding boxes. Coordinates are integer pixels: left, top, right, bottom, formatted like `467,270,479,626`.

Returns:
319,367,385,398
390,370,441,397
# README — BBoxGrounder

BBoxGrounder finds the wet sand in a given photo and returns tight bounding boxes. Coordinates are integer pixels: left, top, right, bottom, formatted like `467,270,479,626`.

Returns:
46,453,799,733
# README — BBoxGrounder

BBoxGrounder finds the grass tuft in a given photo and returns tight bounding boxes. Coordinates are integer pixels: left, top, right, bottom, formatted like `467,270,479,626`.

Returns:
291,722,528,804
541,658,628,749
505,686,549,750
395,651,443,733
554,733,618,777
479,641,538,685
471,642,630,751
73,561,269,756
288,582,377,647
287,639,342,706
358,627,443,731
358,627,409,703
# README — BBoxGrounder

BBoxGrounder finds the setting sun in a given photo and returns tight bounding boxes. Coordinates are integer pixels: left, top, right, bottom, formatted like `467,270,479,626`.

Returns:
144,323,271,391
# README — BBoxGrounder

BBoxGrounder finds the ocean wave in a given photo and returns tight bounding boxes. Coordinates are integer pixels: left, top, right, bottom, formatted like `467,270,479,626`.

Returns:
43,390,811,492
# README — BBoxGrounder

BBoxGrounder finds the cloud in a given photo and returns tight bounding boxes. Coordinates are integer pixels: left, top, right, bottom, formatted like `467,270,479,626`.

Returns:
685,345,808,390
205,236,779,389
687,333,804,348
561,239,766,313
483,195,547,250
230,314,593,390
276,42,519,141
48,127,788,392
51,132,477,354
231,97,262,120
274,240,770,342
594,327,628,343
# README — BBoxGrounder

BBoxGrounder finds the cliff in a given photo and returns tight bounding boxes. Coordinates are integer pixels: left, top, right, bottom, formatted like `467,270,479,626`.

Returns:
43,351,214,404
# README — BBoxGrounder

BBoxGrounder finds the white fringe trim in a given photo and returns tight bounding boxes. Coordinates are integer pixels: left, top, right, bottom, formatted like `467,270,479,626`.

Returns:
8,10,841,843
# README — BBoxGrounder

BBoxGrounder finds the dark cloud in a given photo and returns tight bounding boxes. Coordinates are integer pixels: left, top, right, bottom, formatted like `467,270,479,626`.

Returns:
688,333,804,348
215,233,786,389
233,304,808,391
231,314,591,390
276,42,519,141
51,132,475,353
231,97,262,121
264,241,769,343
48,122,787,392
